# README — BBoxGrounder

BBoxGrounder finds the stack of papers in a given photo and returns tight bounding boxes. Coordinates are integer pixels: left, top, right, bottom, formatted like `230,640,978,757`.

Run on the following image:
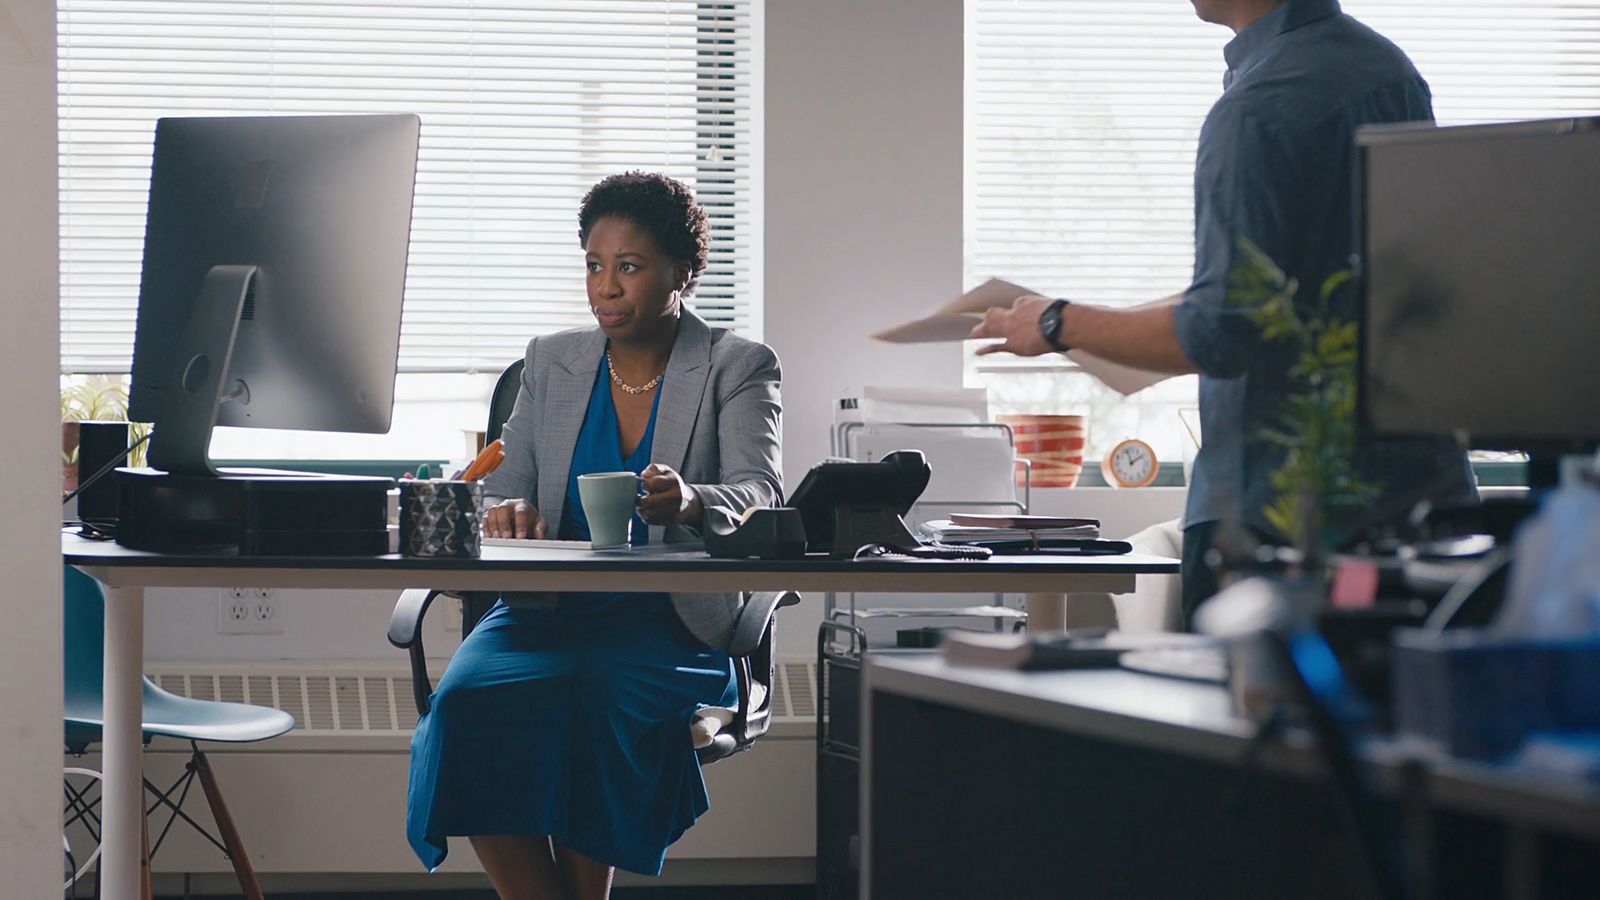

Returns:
941,630,1212,671
920,514,1101,543
869,278,1171,397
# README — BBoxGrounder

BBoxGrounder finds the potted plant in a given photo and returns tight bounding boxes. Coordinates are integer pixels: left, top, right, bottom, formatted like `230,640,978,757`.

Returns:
1201,239,1381,718
1226,238,1376,567
61,375,150,494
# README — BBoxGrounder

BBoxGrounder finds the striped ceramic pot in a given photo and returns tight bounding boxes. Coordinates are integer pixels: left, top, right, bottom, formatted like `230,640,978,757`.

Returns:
996,414,1087,488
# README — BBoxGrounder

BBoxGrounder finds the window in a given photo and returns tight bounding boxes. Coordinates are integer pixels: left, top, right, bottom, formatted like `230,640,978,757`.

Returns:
58,0,761,459
965,0,1600,472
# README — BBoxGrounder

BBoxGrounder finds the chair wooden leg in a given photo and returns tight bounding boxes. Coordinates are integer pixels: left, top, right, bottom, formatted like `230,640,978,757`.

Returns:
140,811,155,900
191,749,266,900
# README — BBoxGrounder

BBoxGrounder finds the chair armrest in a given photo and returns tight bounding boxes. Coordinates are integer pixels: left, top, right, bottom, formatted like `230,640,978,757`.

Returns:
388,588,457,716
726,591,799,747
698,592,799,763
726,590,801,658
388,588,448,649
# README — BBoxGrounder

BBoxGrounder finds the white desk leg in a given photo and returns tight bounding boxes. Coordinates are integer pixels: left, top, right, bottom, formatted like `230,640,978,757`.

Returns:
101,583,145,900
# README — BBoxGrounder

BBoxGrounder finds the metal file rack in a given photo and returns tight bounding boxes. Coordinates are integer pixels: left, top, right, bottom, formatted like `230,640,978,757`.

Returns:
823,418,1031,633
815,419,1030,900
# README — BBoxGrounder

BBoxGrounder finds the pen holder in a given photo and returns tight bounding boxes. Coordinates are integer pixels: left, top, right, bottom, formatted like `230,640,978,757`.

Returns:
399,480,482,558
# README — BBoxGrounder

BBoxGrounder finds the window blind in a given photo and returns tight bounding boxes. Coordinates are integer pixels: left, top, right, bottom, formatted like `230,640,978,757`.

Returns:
58,0,761,374
965,0,1600,310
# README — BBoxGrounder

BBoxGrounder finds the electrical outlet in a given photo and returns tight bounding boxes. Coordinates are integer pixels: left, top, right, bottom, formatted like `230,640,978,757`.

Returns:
217,587,283,634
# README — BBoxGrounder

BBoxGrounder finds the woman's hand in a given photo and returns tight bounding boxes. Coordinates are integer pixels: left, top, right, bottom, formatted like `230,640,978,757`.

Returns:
482,499,547,539
637,463,702,527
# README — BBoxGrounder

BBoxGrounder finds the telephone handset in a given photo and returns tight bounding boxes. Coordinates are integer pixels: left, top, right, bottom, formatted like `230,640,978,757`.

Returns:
788,449,931,558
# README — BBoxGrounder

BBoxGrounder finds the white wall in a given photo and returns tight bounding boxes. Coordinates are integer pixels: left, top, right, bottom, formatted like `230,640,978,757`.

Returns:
762,0,968,652
0,0,63,893
145,587,457,661
764,0,966,490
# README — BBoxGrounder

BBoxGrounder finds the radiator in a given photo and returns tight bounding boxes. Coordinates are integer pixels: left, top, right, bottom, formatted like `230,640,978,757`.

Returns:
66,657,818,887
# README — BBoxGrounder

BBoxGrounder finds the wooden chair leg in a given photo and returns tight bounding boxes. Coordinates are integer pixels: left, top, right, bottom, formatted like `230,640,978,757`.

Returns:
191,749,266,900
140,810,155,900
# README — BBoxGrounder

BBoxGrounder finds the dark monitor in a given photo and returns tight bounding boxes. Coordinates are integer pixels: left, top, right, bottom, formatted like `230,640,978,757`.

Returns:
128,114,420,475
1356,117,1600,456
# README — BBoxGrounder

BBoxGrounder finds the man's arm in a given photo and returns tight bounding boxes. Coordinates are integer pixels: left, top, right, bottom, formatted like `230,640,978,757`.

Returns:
972,102,1289,379
969,291,1198,374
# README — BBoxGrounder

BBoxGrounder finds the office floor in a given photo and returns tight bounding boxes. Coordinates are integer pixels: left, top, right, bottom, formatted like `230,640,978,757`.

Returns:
151,883,812,890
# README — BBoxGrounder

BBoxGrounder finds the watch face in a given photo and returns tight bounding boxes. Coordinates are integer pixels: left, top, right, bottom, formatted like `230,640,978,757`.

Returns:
1039,302,1065,349
1104,439,1157,488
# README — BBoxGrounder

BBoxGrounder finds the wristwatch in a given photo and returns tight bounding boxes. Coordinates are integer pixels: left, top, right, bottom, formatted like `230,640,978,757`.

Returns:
1037,298,1072,352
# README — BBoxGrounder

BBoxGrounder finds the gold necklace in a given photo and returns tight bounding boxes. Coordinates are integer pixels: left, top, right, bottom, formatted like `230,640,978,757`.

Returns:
606,350,664,395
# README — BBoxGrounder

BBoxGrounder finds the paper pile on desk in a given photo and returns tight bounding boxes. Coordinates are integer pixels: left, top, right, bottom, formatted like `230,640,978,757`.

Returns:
940,629,1206,670
835,385,989,425
919,517,1101,543
870,277,1171,397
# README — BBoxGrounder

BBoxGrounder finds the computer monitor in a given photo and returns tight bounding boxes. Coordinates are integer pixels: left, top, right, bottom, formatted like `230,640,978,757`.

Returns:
1356,117,1600,464
127,114,420,476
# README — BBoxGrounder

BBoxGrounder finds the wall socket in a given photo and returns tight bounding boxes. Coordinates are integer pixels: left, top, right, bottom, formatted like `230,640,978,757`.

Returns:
217,587,282,634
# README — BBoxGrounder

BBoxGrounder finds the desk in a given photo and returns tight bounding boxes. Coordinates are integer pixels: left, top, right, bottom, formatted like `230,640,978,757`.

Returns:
861,655,1600,899
63,533,1176,900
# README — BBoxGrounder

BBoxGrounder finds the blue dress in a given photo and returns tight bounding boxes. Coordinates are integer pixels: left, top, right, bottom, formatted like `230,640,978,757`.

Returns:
406,364,738,876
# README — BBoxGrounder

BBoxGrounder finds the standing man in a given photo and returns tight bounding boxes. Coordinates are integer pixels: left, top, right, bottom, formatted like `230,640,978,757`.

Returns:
971,0,1475,625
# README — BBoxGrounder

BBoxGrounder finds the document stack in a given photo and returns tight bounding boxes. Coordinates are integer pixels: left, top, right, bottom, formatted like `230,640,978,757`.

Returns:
920,513,1101,544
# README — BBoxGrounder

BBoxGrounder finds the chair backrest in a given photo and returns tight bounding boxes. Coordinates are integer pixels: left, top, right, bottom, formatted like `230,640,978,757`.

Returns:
463,358,526,635
485,358,524,445
63,566,106,707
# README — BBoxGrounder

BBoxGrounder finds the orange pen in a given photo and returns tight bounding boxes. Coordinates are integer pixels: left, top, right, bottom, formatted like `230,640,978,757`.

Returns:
475,447,506,480
461,438,504,481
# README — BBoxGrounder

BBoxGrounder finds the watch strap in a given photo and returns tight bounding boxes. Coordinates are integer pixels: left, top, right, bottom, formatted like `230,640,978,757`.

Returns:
1039,298,1071,352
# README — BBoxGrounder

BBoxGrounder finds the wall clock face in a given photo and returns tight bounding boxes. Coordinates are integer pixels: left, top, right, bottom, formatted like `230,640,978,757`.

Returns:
1101,438,1159,488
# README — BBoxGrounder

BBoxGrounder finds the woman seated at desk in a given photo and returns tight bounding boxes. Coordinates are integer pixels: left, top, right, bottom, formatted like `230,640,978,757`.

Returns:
406,171,783,899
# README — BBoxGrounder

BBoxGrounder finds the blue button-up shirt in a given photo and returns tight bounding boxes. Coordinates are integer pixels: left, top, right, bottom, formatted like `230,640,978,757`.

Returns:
1171,0,1475,536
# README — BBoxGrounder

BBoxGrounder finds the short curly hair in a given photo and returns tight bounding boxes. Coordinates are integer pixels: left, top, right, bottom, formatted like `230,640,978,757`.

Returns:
578,171,710,296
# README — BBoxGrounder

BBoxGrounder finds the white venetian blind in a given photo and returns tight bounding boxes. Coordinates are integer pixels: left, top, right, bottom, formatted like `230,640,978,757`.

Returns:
59,0,761,374
965,0,1600,308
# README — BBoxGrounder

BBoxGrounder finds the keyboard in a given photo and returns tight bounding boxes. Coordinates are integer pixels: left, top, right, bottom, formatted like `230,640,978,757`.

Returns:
480,537,707,555
480,537,593,550
1119,645,1229,685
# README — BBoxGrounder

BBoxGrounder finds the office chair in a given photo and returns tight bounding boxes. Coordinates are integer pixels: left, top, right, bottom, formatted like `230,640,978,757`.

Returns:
388,359,800,762
63,565,294,900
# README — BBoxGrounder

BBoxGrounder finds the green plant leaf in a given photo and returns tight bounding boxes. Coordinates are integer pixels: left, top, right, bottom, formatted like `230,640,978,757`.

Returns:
1318,269,1353,305
1225,238,1372,556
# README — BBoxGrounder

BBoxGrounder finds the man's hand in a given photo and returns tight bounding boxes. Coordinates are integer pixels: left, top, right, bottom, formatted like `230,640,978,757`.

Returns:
482,498,547,539
638,463,702,527
969,294,1058,357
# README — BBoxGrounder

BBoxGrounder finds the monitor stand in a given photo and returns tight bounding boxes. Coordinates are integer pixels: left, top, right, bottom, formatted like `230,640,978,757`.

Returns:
146,264,255,477
119,265,393,556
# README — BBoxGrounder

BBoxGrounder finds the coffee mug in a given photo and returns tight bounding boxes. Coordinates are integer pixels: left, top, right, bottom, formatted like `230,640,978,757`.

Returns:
577,471,641,549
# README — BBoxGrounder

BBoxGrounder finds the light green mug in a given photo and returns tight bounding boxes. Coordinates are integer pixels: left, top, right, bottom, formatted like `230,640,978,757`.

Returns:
577,471,641,549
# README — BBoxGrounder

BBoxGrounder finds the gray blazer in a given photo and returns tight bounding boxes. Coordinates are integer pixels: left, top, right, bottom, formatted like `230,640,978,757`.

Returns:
481,308,784,651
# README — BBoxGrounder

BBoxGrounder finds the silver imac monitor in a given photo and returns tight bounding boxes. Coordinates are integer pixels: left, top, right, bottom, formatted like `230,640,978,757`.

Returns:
127,114,420,476
1356,116,1600,461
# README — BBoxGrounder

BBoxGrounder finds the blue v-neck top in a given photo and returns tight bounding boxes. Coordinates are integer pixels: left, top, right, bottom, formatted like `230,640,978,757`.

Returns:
559,360,663,546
